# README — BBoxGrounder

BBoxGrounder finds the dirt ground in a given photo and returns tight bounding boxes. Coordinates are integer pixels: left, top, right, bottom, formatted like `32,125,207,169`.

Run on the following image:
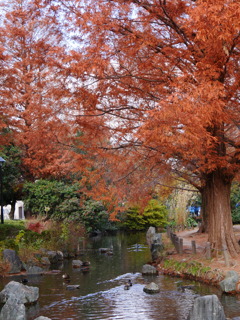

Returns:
168,225,240,275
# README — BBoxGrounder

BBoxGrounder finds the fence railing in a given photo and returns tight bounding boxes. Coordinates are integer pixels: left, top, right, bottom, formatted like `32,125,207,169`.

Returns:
166,226,230,267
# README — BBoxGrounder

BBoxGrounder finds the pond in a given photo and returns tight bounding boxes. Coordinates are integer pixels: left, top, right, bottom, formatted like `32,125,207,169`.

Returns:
1,231,240,319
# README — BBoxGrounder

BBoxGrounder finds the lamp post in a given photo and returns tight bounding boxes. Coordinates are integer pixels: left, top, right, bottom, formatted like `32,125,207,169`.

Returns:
0,157,6,224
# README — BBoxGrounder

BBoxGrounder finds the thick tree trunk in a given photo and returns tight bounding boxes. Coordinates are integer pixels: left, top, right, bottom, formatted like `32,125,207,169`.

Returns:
197,188,208,233
204,170,239,257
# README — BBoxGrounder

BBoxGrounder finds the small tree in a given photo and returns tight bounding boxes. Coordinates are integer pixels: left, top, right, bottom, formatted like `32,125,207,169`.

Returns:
78,200,113,233
143,199,168,229
122,206,146,231
122,200,168,231
23,179,81,218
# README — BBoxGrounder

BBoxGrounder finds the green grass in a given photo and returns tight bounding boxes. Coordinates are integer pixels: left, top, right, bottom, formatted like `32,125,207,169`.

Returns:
0,220,26,241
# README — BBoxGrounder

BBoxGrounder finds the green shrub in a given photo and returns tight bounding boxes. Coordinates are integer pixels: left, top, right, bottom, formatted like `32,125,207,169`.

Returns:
0,221,26,241
23,180,81,218
77,200,116,233
232,209,240,224
0,239,19,252
122,199,168,231
231,182,240,224
167,220,177,228
122,206,146,231
53,197,82,220
186,216,198,228
142,199,168,229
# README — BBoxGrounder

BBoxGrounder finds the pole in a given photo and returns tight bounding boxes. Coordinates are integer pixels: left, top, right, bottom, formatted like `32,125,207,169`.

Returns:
0,165,3,224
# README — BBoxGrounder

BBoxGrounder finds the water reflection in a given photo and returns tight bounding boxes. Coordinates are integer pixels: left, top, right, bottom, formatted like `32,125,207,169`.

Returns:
0,232,240,319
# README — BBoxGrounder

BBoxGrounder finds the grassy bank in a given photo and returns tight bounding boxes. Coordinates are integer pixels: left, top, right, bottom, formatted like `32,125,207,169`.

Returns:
157,232,226,287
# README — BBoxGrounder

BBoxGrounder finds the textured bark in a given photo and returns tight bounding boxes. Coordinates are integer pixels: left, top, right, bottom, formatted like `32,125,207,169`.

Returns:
205,170,239,257
197,189,208,233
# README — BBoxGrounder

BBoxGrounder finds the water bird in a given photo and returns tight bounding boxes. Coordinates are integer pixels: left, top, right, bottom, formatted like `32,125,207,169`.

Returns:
81,266,90,273
124,283,131,290
124,280,132,290
21,278,28,284
62,273,70,281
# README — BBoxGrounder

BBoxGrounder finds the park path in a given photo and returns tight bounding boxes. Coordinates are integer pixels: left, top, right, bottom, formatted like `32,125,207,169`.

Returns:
172,225,240,274
176,225,240,252
175,227,208,253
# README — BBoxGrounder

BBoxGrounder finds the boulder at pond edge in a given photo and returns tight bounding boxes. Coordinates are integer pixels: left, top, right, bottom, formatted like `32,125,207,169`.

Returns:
0,295,26,320
142,264,158,275
220,270,239,293
3,249,26,274
0,281,39,305
187,294,226,320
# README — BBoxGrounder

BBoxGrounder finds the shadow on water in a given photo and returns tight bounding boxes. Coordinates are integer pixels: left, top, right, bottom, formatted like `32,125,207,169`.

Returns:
1,231,240,319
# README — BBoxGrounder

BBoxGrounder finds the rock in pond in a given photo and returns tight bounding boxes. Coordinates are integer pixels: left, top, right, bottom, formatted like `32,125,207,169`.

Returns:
72,260,83,268
0,281,39,305
220,270,239,293
0,294,26,320
142,264,158,275
26,265,44,275
143,282,160,294
187,294,226,320
40,257,51,265
146,226,164,261
46,251,63,264
146,226,156,247
3,249,26,274
66,285,80,290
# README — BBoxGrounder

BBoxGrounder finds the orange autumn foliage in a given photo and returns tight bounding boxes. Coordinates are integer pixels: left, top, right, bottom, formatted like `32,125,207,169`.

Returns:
0,0,75,179
58,0,240,256
0,0,240,256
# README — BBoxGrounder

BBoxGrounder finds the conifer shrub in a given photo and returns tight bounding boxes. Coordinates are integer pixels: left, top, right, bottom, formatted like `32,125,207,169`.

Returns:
122,206,146,231
143,199,168,229
122,199,168,231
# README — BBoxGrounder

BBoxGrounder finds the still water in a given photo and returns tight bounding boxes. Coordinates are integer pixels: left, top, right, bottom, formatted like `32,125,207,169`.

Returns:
1,232,240,320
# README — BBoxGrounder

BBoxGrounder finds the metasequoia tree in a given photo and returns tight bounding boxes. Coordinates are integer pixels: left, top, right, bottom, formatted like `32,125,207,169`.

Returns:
0,0,77,179
57,0,240,256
